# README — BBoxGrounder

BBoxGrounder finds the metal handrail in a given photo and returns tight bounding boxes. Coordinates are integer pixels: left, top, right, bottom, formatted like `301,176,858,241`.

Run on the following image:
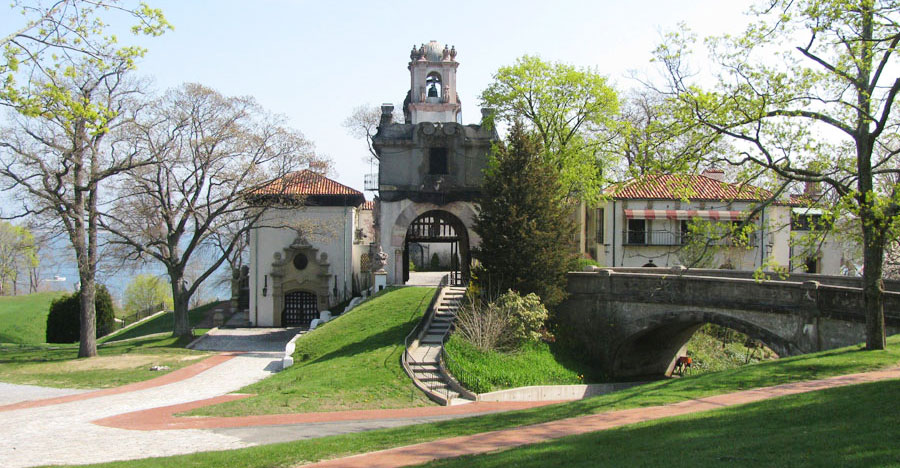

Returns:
401,276,452,404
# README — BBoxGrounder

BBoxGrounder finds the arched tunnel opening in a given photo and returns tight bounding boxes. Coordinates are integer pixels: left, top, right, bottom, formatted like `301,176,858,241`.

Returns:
610,316,788,379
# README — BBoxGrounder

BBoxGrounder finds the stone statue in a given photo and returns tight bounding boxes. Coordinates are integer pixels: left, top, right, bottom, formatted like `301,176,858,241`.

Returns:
371,245,388,272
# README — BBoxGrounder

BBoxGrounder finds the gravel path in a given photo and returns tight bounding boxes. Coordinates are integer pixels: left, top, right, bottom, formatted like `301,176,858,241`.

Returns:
0,352,283,467
0,382,89,405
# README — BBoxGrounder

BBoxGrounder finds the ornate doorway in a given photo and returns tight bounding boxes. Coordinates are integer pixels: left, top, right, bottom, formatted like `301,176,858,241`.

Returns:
282,291,318,327
403,210,470,286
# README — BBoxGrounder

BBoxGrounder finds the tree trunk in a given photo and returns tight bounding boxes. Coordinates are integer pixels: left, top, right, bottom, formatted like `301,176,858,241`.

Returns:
862,223,887,350
170,269,192,337
77,271,97,357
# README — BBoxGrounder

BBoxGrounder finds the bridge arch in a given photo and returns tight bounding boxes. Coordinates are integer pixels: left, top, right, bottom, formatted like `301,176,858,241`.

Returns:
608,309,798,378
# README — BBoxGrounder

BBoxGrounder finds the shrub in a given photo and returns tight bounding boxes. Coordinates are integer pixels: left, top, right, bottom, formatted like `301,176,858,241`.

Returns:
454,289,548,352
46,284,116,343
498,290,548,345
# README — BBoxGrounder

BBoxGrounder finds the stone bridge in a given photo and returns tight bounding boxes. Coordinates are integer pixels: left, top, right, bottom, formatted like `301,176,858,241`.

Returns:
557,268,900,379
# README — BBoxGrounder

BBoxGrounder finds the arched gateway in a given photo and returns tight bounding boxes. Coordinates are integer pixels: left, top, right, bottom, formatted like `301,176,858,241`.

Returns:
403,210,470,285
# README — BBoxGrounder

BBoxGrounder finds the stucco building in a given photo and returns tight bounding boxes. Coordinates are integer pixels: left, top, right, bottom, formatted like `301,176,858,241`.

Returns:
580,169,854,274
248,170,373,327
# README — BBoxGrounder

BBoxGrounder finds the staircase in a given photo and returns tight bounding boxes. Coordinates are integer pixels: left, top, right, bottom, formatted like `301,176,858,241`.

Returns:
405,285,474,405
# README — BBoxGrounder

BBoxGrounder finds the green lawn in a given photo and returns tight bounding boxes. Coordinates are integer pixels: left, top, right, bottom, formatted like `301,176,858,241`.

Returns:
76,335,900,468
102,302,218,343
444,335,602,393
0,335,209,389
424,378,900,467
0,291,65,344
189,287,437,417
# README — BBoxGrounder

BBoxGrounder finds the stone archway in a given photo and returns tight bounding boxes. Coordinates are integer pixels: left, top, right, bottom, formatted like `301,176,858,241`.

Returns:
387,201,479,285
608,311,796,378
402,210,471,285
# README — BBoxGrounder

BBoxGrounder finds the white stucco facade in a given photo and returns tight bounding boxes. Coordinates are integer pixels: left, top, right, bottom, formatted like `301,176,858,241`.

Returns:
249,203,372,327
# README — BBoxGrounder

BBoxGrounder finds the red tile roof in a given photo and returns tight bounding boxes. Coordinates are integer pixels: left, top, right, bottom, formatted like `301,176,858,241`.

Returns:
609,174,772,201
255,170,363,197
361,200,374,210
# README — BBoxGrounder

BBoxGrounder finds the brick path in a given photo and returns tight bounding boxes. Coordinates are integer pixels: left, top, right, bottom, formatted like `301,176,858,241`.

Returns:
302,366,900,468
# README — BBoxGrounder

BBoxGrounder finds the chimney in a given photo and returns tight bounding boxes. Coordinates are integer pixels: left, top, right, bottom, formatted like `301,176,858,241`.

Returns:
380,103,394,127
803,181,822,199
702,168,725,182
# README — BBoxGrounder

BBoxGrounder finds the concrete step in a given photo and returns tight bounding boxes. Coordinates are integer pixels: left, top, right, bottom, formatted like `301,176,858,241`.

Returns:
412,364,440,371
421,334,444,344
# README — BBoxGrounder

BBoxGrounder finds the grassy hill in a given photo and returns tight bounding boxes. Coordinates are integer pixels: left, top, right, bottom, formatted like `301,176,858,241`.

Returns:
190,287,437,417
425,378,900,468
0,291,65,344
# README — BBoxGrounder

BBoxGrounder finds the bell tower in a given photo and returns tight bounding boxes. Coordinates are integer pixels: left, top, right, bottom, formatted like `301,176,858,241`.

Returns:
404,41,461,124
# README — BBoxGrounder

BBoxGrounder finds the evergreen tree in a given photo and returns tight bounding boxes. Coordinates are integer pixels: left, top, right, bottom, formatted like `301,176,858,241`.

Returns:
473,122,576,308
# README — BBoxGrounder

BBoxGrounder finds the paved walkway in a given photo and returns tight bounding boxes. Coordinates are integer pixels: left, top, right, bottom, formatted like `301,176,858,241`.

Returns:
406,271,449,286
0,382,88,406
190,327,302,352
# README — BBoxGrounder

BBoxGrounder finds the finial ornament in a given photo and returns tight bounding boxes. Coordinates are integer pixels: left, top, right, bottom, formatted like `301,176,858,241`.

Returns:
450,45,457,60
442,44,450,61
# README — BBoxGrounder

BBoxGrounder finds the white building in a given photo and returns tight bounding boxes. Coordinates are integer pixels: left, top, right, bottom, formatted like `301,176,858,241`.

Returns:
248,170,373,327
579,169,854,274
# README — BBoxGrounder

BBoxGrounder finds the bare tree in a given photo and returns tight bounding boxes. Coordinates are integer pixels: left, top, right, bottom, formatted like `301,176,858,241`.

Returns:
103,83,319,337
0,1,167,357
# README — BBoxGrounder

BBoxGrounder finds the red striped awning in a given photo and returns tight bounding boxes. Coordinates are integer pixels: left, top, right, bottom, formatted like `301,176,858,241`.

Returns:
624,209,745,221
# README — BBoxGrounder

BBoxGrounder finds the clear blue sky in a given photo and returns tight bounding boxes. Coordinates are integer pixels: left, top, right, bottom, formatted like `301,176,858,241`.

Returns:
125,0,752,193
1,0,756,297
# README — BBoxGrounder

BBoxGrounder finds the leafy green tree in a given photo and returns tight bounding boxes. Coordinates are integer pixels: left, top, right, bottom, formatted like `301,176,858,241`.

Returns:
656,0,900,349
0,1,169,357
473,122,576,308
479,55,619,203
0,222,38,295
123,274,172,315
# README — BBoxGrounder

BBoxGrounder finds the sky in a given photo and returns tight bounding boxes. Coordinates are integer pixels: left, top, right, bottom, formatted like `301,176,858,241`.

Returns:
1,0,757,297
123,0,754,193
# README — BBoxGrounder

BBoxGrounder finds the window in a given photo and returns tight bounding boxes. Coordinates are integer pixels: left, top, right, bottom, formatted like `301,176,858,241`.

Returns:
627,219,646,245
428,147,449,175
680,220,690,244
804,256,819,274
596,208,605,244
792,214,826,231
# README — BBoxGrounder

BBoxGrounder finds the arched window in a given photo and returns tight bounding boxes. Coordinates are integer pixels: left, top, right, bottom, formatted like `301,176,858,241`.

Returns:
426,72,442,99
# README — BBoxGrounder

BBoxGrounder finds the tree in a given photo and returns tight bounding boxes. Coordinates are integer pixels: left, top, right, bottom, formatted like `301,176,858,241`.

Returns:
615,89,724,177
123,274,172,315
479,55,619,202
103,83,318,337
0,221,38,295
656,0,900,349
473,122,576,308
0,2,168,357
